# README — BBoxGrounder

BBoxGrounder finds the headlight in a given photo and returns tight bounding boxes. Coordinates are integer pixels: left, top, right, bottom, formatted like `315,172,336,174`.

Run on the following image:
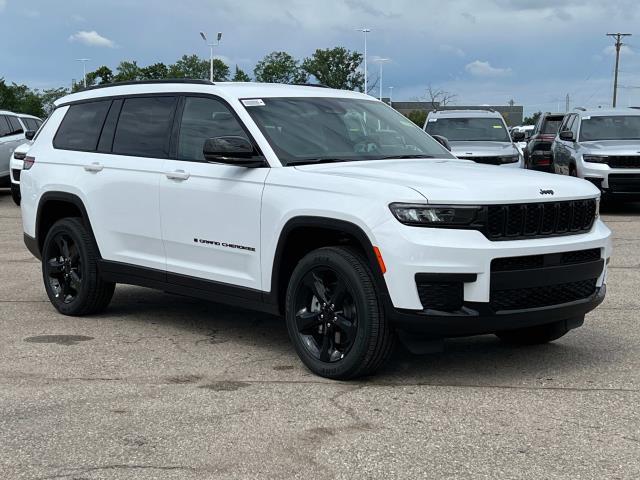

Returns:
389,203,484,227
583,154,608,163
499,154,519,164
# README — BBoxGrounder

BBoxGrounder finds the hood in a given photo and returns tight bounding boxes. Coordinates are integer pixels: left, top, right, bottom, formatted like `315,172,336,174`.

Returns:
448,140,518,158
295,159,599,204
580,140,640,155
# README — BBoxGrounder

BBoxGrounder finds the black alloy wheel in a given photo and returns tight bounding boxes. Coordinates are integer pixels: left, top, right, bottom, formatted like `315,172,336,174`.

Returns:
293,267,358,363
45,233,83,304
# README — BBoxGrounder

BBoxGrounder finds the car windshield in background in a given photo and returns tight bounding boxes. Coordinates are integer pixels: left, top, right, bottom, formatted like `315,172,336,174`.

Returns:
425,117,511,142
580,115,640,141
243,97,453,166
541,118,563,134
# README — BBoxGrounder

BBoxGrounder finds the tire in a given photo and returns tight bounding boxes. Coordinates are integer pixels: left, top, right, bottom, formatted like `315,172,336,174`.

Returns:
496,320,573,345
11,183,20,206
569,164,578,177
285,246,395,380
41,217,115,316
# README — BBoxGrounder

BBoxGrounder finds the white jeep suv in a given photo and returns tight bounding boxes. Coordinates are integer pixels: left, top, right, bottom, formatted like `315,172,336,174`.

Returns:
20,80,611,379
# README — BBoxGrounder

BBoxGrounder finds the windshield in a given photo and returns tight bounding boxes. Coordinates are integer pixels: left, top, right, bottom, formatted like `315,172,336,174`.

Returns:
541,117,563,134
425,117,510,142
243,97,454,165
580,115,640,141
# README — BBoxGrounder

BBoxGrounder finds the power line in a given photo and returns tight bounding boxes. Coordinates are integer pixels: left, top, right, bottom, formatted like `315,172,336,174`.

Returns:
606,32,632,107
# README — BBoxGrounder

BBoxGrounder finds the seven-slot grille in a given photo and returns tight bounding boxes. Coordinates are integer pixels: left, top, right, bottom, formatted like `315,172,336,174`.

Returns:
485,199,597,240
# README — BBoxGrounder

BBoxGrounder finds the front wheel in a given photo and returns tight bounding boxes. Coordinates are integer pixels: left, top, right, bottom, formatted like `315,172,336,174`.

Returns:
11,183,20,206
42,217,115,316
285,246,395,380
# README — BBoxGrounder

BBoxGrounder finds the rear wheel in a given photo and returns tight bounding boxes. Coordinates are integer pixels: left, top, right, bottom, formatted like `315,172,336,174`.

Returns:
285,246,395,380
42,218,115,316
496,320,574,345
10,183,20,206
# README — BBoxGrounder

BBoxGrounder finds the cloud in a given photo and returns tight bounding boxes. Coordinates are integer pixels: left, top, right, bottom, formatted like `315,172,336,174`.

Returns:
461,12,476,23
71,14,86,23
439,44,465,57
603,45,634,56
465,60,512,77
68,30,115,48
0,0,6,12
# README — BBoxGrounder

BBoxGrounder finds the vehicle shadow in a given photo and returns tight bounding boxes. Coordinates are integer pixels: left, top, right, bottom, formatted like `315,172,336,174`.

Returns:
600,198,640,215
100,285,622,385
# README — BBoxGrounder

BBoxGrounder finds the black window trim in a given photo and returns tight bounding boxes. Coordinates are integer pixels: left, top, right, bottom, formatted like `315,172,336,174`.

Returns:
52,99,113,153
54,92,266,165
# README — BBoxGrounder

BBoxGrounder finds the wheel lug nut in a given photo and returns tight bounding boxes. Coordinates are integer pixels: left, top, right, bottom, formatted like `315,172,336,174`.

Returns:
326,323,331,328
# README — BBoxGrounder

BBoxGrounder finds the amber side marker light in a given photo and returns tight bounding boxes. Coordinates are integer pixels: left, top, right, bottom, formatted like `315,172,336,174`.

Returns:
373,246,386,274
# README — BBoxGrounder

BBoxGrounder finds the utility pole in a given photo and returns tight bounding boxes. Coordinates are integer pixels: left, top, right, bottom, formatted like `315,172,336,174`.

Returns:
200,31,222,82
75,58,90,88
356,28,371,94
565,93,570,112
607,33,631,108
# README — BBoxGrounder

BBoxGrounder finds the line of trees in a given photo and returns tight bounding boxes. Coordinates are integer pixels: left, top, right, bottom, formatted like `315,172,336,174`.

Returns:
0,47,366,118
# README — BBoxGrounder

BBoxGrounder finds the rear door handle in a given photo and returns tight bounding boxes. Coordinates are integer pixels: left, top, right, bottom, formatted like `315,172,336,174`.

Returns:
165,170,190,181
84,162,103,173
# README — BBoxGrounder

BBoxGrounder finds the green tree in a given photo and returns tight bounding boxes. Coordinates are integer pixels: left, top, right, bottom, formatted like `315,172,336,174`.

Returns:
302,47,364,91
232,65,251,82
523,111,541,126
92,66,114,84
405,110,428,127
254,51,308,84
0,80,45,117
140,62,169,80
168,54,209,79
114,61,141,82
39,87,69,115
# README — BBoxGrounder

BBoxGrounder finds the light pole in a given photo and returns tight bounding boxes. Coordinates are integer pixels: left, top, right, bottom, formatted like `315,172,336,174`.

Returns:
373,57,390,101
389,86,394,107
75,58,90,88
356,28,371,94
200,31,222,82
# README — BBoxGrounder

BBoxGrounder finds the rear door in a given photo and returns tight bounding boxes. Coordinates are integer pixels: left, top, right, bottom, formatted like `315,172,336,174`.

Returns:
53,96,175,271
0,116,13,176
159,95,268,291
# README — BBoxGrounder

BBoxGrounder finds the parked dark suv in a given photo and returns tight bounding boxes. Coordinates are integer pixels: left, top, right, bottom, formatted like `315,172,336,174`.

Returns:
524,113,565,172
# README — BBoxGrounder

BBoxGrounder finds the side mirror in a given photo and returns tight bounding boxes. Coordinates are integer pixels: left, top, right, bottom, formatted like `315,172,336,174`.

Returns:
25,130,36,141
559,130,574,142
431,134,451,151
203,136,264,167
511,131,525,142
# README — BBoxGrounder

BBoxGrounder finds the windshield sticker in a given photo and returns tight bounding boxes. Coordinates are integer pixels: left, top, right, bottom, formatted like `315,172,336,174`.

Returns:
428,118,437,122
242,99,266,107
583,116,591,120
493,125,503,128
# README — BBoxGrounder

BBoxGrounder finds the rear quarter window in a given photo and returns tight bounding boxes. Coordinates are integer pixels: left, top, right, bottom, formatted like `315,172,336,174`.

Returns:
7,116,24,135
53,101,112,151
0,116,10,137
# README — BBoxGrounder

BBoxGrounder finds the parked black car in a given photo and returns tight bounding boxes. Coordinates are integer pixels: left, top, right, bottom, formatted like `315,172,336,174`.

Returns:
524,113,565,172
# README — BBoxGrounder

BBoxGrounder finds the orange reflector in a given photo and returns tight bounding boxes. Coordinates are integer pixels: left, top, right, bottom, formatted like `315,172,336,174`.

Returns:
373,246,386,274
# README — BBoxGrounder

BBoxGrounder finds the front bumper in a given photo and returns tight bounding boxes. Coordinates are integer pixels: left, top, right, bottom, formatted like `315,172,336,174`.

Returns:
374,218,611,309
580,162,640,194
390,286,605,336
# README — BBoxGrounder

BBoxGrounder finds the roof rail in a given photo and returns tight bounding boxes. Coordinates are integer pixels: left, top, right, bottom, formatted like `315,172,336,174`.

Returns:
574,107,586,111
80,79,215,92
293,83,331,88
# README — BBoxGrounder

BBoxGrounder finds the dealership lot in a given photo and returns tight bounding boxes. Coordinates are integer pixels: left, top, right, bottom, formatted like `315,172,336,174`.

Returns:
0,191,638,479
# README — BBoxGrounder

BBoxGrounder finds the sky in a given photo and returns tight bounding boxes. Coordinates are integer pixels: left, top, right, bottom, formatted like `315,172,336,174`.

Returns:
2,0,640,115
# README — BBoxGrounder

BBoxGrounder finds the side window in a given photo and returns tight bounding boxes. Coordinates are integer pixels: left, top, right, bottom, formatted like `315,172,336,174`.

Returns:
561,114,574,132
53,100,111,151
0,116,10,138
112,96,177,158
7,116,24,135
177,96,250,161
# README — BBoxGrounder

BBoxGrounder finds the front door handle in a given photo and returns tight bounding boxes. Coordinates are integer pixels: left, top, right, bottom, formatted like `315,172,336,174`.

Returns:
165,170,190,181
84,162,103,173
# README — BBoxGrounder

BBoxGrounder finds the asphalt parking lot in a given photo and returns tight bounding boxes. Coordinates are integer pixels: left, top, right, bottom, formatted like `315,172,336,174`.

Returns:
0,191,638,480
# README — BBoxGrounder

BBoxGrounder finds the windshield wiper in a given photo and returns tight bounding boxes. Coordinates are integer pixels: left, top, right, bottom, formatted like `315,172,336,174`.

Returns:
287,158,353,166
377,154,436,160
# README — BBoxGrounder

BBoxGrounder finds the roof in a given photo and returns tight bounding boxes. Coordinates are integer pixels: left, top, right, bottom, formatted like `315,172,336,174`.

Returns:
0,109,17,115
17,113,41,120
427,109,502,118
577,108,640,117
54,81,372,107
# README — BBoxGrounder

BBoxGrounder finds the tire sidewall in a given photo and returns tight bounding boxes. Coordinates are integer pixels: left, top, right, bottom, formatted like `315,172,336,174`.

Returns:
285,248,379,379
41,219,93,315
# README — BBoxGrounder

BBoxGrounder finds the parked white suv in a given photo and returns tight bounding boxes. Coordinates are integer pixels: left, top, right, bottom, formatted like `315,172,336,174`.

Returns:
424,109,525,167
20,80,611,379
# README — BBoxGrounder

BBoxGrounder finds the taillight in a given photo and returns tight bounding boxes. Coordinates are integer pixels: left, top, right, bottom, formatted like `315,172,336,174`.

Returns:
13,151,26,160
23,156,35,170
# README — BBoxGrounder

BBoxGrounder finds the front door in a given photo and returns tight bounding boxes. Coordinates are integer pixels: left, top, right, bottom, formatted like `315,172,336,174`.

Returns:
160,95,268,291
